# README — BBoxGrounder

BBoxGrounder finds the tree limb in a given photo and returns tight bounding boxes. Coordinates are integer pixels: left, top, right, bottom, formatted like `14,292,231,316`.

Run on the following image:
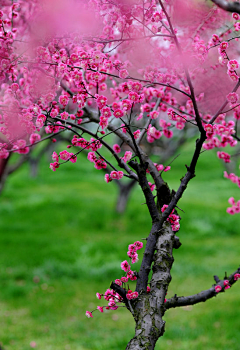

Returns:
165,267,240,309
211,0,240,14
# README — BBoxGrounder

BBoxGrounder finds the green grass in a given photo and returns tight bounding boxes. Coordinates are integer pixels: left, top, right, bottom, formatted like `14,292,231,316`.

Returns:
0,141,239,350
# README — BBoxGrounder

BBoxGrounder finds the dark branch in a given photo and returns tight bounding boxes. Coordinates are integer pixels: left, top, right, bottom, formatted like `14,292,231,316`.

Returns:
165,267,240,309
211,0,240,14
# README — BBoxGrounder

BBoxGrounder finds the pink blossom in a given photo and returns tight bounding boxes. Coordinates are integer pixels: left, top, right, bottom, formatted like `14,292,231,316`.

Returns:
127,270,137,281
97,306,104,313
234,273,240,280
122,151,132,163
227,60,239,70
60,111,69,120
96,292,102,300
101,107,111,118
223,280,229,286
88,152,97,163
227,207,236,215
232,13,240,21
59,150,72,161
148,182,156,191
133,130,141,139
49,162,59,171
163,129,173,139
30,342,36,348
228,197,235,205
110,171,119,179
59,95,69,107
228,73,239,82
217,151,231,163
119,69,129,79
121,276,128,283
52,151,59,162
115,279,122,286
215,285,222,293
134,241,143,250
121,260,130,272
128,91,139,102
122,99,133,111
131,254,139,264
96,95,107,109
29,133,41,145
234,22,240,31
212,34,220,43
220,42,228,50
108,301,118,310
126,290,138,300
113,144,121,153
0,148,9,159
114,109,124,118
150,110,159,119
118,171,124,179
86,311,93,318
226,92,239,104
147,286,151,293
131,291,138,299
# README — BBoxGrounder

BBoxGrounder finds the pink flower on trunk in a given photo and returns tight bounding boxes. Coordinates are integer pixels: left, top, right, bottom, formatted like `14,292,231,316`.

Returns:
234,273,240,280
215,285,222,293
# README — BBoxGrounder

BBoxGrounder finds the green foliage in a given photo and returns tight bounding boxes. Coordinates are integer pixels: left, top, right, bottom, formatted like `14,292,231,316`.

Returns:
0,143,239,350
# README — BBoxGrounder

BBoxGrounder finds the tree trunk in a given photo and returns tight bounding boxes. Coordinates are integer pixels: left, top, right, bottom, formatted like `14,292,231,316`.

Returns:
115,179,137,213
0,156,11,194
126,223,175,350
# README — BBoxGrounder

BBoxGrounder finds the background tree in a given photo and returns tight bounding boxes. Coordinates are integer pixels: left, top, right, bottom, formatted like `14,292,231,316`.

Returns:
0,0,240,349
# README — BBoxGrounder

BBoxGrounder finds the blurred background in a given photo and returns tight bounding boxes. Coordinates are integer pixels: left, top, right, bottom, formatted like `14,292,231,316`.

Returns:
0,138,240,350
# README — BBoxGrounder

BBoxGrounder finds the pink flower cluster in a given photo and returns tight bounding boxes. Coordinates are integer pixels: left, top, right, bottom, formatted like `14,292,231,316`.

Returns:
217,151,231,163
126,241,143,264
105,171,124,183
161,204,180,232
215,285,222,293
226,92,239,104
126,290,139,300
226,197,240,215
87,152,107,170
234,273,240,280
167,109,186,131
147,124,161,143
72,136,102,151
203,119,236,151
50,150,77,171
146,163,171,173
224,172,240,188
122,151,132,163
86,241,144,318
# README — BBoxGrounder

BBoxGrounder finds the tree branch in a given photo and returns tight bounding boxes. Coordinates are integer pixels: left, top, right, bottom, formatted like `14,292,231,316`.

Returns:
165,267,240,309
211,0,240,14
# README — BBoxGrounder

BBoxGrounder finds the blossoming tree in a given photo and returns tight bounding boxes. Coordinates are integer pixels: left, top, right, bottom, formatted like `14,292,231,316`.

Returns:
1,0,240,348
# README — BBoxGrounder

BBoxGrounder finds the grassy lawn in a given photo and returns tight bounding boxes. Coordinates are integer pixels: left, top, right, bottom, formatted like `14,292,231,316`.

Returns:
0,141,239,350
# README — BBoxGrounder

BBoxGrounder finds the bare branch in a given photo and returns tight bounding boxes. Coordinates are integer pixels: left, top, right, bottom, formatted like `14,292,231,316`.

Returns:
165,267,240,309
211,0,240,14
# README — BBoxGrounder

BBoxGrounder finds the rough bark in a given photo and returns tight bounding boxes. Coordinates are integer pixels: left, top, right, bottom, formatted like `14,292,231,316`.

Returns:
126,223,175,350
